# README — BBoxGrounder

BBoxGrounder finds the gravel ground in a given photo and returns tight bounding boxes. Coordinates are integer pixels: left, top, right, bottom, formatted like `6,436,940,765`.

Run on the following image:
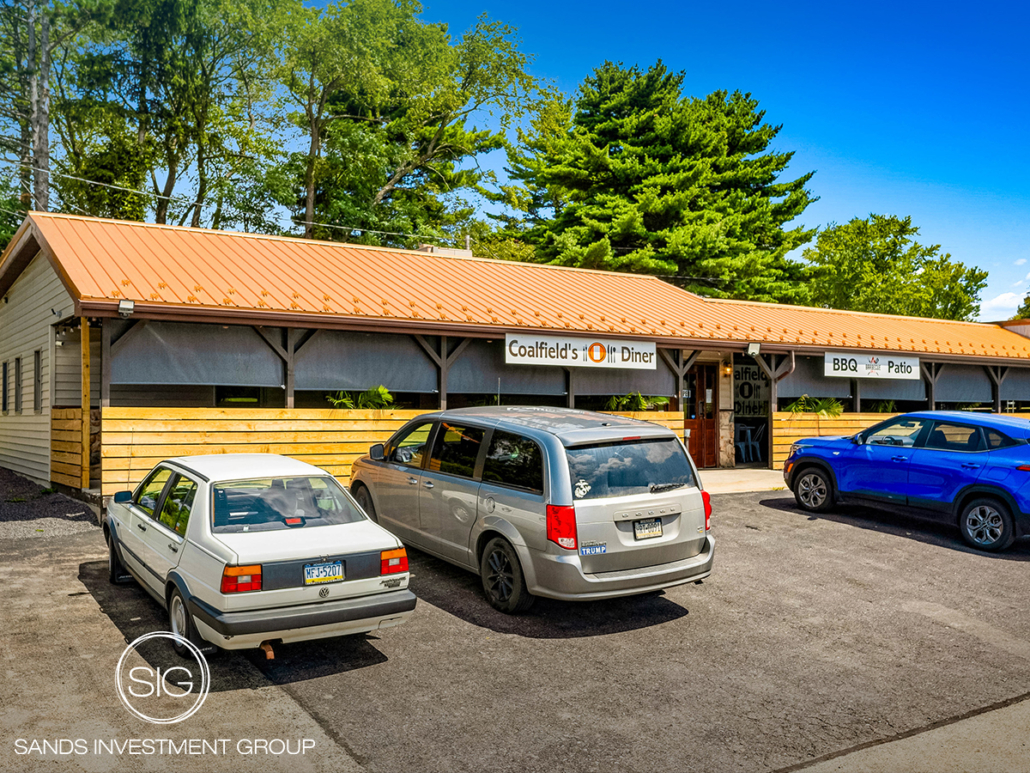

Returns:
0,466,99,539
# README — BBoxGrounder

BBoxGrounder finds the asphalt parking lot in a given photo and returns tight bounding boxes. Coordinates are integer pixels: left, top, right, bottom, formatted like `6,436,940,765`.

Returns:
3,483,1030,772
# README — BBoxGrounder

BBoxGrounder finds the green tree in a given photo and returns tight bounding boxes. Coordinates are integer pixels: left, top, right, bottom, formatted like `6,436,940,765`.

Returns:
804,214,988,321
281,0,536,244
494,61,816,303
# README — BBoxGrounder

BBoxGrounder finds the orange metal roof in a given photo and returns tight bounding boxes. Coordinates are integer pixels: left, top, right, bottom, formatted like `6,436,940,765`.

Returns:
6,212,1030,362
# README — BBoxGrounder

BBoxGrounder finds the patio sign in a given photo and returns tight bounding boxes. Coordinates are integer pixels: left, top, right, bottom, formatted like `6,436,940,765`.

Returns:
505,333,656,369
824,352,920,379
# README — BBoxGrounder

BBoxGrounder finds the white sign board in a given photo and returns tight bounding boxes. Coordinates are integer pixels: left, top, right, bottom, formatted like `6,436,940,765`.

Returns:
505,334,656,369
824,352,920,380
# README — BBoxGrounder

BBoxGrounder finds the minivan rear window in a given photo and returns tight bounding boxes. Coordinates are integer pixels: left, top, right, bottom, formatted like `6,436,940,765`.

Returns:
212,476,365,533
566,438,697,500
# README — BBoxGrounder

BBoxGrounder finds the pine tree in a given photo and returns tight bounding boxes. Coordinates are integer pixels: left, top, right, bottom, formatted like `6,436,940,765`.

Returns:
497,61,817,303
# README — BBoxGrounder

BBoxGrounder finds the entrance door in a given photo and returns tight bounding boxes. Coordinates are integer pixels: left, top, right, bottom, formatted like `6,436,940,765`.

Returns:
684,364,718,468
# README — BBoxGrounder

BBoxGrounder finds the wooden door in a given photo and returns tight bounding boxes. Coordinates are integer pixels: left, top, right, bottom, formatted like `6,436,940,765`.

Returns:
684,364,719,468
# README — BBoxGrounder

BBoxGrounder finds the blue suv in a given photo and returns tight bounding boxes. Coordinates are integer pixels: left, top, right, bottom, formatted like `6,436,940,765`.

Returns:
783,411,1030,551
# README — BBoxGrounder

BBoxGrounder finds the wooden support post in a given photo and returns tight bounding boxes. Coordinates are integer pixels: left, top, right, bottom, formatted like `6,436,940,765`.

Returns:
852,378,861,412
101,321,111,408
756,351,796,468
921,363,939,410
80,319,90,490
984,365,1008,414
658,349,700,411
565,368,575,408
415,335,469,411
286,330,298,409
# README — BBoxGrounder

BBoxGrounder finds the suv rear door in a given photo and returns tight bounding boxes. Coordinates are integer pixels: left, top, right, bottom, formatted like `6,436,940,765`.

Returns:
906,420,987,516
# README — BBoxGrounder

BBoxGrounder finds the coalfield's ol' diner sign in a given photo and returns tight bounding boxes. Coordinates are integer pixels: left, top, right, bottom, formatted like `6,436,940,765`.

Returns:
824,351,920,380
506,334,656,369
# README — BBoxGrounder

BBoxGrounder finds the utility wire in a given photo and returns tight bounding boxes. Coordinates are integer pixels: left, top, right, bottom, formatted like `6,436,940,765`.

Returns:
0,157,460,246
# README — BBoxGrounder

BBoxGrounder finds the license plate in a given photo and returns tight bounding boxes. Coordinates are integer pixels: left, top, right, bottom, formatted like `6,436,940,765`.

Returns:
633,518,663,540
304,560,344,585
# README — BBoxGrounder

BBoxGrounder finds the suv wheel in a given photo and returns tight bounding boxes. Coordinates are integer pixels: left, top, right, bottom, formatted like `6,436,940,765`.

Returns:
794,468,833,512
480,537,535,614
959,498,1015,552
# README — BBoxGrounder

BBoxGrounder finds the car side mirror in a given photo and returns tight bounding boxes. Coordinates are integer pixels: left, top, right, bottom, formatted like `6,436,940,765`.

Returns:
852,434,863,445
112,491,132,504
370,443,385,461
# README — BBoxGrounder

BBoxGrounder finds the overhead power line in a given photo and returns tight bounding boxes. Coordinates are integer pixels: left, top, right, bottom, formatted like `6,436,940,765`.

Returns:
0,157,459,246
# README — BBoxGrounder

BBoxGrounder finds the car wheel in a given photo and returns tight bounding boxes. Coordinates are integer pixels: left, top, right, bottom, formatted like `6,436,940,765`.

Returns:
353,484,378,523
168,588,204,658
794,468,833,512
108,532,132,584
959,498,1015,552
480,537,535,614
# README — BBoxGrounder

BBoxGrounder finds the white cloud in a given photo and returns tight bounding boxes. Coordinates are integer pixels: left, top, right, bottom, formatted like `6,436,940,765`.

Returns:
1017,258,1027,266
980,292,1022,314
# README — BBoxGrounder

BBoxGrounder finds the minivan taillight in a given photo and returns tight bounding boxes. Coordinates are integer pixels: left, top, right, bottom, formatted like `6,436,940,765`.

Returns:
381,548,408,574
701,491,712,531
221,564,262,593
546,505,577,550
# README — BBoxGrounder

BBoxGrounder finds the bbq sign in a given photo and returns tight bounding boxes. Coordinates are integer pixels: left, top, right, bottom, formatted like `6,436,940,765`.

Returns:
505,334,656,369
824,352,920,380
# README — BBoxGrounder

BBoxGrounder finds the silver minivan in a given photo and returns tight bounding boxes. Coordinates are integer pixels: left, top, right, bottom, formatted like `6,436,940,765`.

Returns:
350,407,714,613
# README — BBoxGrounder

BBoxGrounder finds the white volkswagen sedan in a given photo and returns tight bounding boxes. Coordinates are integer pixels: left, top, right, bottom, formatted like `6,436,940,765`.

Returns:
105,454,416,657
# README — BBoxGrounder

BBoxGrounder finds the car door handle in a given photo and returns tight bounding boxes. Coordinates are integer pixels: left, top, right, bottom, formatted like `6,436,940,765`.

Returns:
423,481,434,489
167,543,178,553
961,463,981,469
891,456,908,462
136,522,147,532
407,477,418,485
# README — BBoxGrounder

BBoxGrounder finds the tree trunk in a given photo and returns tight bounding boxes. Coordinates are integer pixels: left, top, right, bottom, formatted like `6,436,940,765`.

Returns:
190,145,206,228
303,124,318,238
26,0,37,209
33,10,50,211
154,159,177,224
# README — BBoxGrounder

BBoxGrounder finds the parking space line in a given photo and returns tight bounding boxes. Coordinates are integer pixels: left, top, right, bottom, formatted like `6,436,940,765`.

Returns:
903,600,1030,662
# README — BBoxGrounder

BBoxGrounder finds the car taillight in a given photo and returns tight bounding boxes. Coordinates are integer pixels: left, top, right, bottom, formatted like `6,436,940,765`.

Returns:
221,564,262,593
546,504,577,550
1017,465,1030,471
701,491,712,531
381,548,408,574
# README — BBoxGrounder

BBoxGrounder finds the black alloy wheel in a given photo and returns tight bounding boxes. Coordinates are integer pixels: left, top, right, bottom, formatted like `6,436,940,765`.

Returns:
480,537,535,614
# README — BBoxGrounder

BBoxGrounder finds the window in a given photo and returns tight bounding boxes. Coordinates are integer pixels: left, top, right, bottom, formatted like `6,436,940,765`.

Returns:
387,422,435,467
926,422,984,453
134,468,173,517
482,431,544,494
158,475,198,536
863,416,930,447
428,422,485,479
212,476,364,533
14,357,21,413
2,362,7,413
567,438,697,501
986,429,1020,449
33,350,41,413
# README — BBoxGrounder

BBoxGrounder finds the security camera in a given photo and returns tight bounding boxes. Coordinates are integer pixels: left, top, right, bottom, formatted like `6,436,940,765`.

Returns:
746,342,761,358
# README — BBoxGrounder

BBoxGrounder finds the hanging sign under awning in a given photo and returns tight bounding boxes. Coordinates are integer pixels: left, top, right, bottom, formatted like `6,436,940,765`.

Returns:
824,352,920,380
505,333,656,369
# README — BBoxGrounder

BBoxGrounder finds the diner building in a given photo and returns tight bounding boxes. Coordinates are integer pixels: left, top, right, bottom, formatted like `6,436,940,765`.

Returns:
3,212,1030,499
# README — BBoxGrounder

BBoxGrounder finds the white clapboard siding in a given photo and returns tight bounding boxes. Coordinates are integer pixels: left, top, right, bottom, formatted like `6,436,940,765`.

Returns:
53,328,100,408
0,252,75,482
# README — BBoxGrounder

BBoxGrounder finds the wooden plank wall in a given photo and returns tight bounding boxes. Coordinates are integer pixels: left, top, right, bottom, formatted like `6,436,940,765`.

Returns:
51,408,84,488
771,412,897,469
100,408,685,497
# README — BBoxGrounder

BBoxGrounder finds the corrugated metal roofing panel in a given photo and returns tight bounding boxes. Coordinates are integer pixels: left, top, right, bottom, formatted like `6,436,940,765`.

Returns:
11,212,1030,362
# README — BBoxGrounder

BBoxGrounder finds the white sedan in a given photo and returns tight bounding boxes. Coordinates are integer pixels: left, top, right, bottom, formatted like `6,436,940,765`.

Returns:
105,454,416,656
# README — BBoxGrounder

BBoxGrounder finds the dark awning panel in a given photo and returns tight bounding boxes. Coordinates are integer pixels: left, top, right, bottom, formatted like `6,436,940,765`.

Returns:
777,356,851,399
110,321,282,387
860,378,927,401
449,340,566,395
295,330,436,392
935,364,992,403
572,357,676,396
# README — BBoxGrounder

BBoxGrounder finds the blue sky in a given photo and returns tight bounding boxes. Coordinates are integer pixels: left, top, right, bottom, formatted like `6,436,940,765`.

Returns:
420,0,1030,320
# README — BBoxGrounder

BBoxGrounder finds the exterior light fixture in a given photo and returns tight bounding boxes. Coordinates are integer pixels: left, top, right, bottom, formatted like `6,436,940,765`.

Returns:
746,342,761,357
118,299,135,318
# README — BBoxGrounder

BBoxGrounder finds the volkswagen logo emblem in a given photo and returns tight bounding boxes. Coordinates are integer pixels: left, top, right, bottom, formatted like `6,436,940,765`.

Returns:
318,587,329,598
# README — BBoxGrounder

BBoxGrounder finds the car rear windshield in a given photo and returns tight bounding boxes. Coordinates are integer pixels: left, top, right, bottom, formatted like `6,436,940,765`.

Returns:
566,438,697,500
211,476,365,533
